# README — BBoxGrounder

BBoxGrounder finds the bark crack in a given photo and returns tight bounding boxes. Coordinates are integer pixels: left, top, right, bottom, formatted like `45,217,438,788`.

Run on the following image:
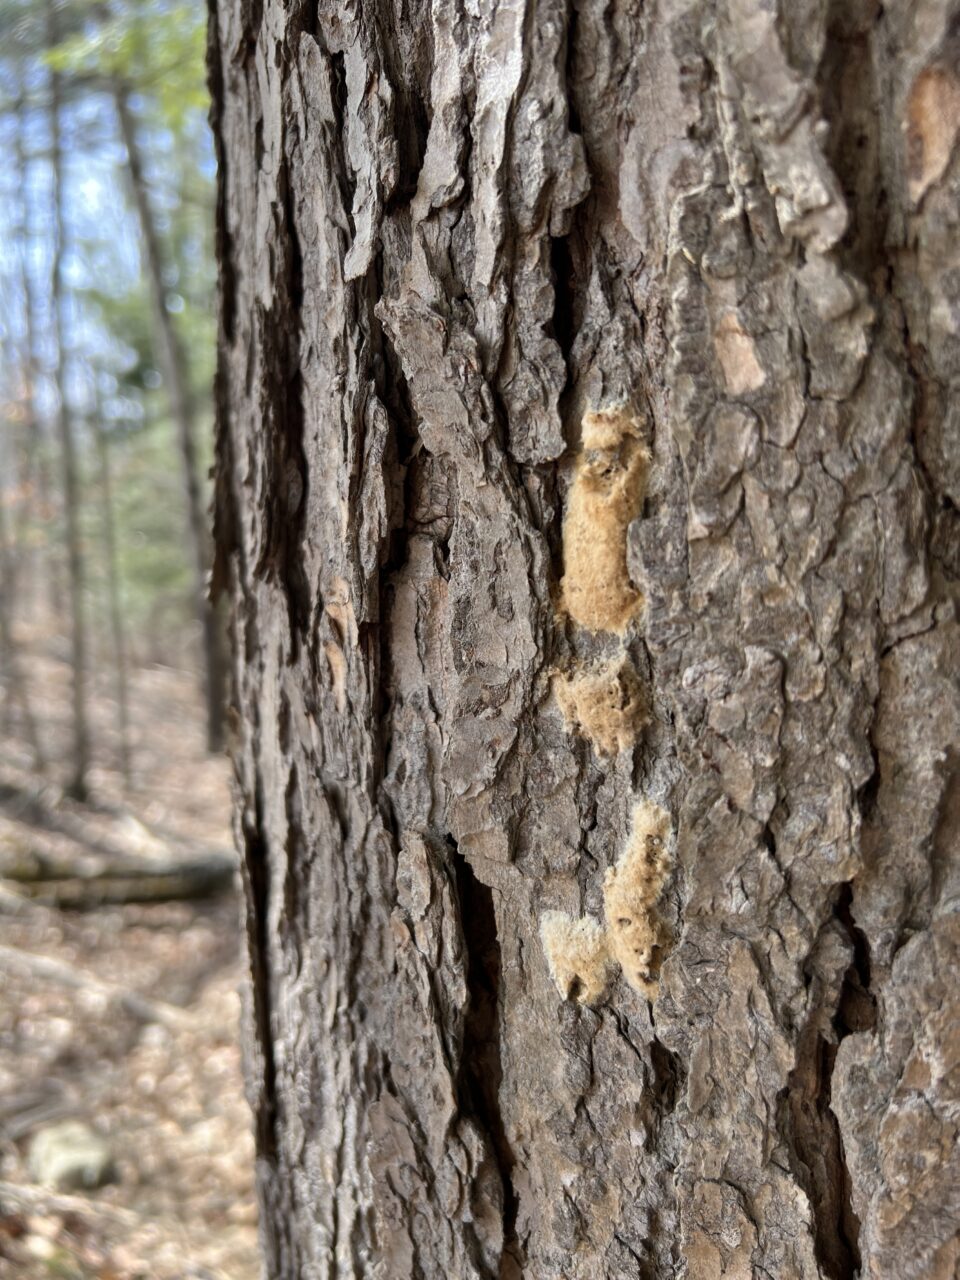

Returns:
240,781,278,1165
274,156,311,652
778,883,876,1280
329,50,357,227
205,0,235,347
239,777,302,1275
451,847,523,1279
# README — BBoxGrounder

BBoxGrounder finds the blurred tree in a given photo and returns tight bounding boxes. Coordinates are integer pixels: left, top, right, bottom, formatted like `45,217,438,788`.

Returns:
47,0,89,800
91,372,130,782
47,0,225,750
115,83,225,751
11,66,57,620
0,385,44,771
0,0,222,786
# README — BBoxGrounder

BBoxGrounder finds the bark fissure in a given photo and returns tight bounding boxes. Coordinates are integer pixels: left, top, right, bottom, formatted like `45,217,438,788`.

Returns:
206,0,236,346
259,152,311,652
211,0,960,1272
648,1035,683,1119
371,271,419,570
779,884,877,1280
240,786,279,1167
452,849,522,1279
780,1036,854,1278
549,232,579,386
329,51,356,224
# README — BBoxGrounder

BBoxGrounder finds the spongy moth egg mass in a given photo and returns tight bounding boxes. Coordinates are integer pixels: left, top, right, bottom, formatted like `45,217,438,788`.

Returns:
539,910,612,1005
602,800,674,999
554,654,649,756
539,799,675,1006
560,406,650,635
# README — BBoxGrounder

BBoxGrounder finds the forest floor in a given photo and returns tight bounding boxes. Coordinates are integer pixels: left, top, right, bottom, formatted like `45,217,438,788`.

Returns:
0,630,259,1279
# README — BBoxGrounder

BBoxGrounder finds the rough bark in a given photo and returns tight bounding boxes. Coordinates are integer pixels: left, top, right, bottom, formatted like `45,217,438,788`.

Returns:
209,1,960,1277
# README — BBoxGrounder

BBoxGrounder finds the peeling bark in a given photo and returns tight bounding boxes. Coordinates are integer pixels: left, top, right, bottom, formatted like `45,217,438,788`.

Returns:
209,0,960,1276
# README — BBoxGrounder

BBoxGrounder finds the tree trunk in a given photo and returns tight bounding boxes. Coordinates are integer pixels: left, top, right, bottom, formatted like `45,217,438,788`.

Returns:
91,397,132,785
0,429,44,772
114,84,227,754
208,2,960,1277
13,79,58,624
49,8,89,802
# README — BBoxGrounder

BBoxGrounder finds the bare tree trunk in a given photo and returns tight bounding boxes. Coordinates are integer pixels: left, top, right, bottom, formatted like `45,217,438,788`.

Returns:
0,428,44,772
13,83,57,625
91,396,131,785
114,84,226,753
48,9,89,802
209,2,960,1277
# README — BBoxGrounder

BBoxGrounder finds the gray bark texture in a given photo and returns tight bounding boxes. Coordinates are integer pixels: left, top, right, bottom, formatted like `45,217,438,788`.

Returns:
207,1,960,1277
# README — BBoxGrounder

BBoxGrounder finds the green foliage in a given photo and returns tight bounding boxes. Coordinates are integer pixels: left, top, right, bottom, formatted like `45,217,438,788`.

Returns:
45,1,208,132
85,286,159,393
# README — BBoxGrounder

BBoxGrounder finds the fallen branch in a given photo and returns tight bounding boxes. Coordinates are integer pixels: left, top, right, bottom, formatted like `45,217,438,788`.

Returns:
0,943,196,1030
0,764,236,906
4,855,236,908
0,1177,139,1226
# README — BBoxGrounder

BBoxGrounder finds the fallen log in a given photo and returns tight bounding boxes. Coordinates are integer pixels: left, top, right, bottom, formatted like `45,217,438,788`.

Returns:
2,852,236,907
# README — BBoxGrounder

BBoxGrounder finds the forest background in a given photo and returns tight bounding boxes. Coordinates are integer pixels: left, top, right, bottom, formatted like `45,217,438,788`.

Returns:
0,3,256,1276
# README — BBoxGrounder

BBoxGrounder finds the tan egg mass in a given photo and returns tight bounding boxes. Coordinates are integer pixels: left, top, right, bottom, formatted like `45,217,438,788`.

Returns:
603,799,673,999
560,406,650,634
554,654,649,757
539,910,613,1004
